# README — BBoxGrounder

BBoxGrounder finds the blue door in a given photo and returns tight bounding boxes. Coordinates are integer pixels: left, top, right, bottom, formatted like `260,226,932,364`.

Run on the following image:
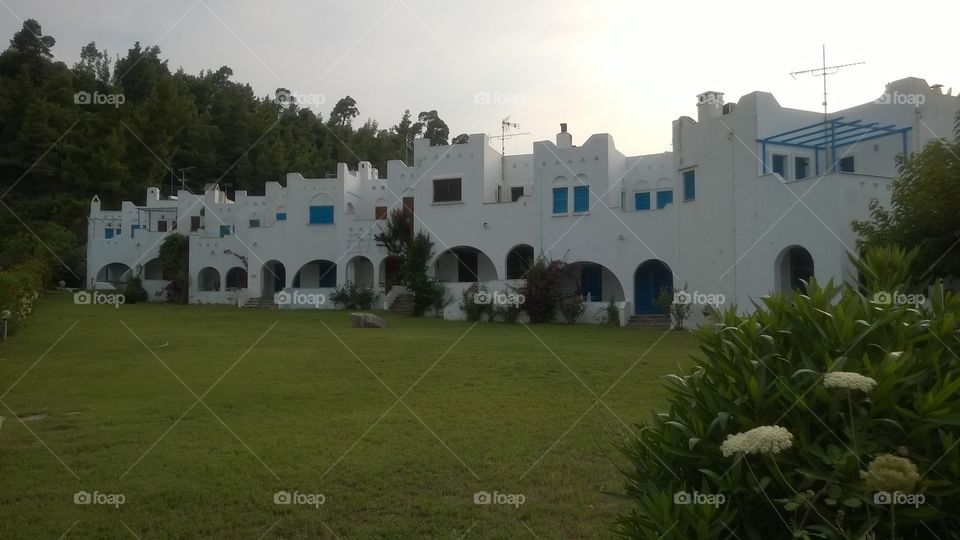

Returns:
634,261,673,314
580,265,602,301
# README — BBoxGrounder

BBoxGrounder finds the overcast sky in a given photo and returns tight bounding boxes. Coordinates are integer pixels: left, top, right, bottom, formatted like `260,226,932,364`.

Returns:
3,0,957,156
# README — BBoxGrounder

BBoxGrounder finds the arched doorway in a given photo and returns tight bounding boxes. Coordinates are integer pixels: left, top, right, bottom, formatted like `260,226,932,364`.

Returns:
143,258,164,280
261,260,286,297
198,267,221,291
225,267,248,289
776,246,814,294
379,256,402,290
96,263,132,285
433,246,498,282
346,256,374,288
505,244,534,279
634,260,673,314
293,260,337,288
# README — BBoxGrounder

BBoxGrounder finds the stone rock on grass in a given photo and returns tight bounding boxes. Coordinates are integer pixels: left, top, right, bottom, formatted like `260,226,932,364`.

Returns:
349,313,388,328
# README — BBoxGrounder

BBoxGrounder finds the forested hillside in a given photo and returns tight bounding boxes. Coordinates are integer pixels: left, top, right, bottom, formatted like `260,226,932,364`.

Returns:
0,19,457,286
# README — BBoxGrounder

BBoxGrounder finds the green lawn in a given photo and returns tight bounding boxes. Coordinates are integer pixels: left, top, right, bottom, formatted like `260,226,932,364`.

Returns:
0,293,696,539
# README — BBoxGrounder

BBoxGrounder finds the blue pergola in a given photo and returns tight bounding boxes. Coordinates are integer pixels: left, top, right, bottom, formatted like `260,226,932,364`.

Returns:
757,117,912,176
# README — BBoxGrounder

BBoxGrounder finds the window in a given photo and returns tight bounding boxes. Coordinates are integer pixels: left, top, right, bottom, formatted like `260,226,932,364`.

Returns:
510,186,524,202
795,157,809,180
772,154,786,176
656,190,673,209
839,156,855,173
190,216,201,232
683,171,696,201
104,228,114,239
157,220,168,232
635,192,651,211
249,219,260,228
432,178,462,202
219,225,233,237
552,187,568,214
309,205,334,224
375,206,388,220
573,185,589,212
276,212,287,221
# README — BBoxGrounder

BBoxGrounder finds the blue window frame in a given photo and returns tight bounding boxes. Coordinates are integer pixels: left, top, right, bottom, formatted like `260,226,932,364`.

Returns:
130,224,140,238
219,225,233,237
772,154,786,176
634,192,651,211
276,212,287,221
656,190,673,209
552,187,568,214
795,157,809,180
317,262,337,288
573,185,589,212
104,228,114,239
309,205,334,224
683,170,696,201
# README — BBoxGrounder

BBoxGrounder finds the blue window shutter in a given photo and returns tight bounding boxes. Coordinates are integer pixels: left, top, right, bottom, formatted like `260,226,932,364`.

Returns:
310,205,334,224
656,190,673,209
573,186,589,212
220,225,232,237
683,171,696,201
552,187,568,214
105,228,114,239
276,212,287,221
635,192,651,210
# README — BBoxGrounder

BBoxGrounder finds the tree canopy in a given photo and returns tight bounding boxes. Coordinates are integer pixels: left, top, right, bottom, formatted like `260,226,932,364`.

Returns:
0,19,458,286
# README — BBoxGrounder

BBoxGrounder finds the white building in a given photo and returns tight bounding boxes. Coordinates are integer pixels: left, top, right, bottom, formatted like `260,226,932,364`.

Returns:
86,77,959,325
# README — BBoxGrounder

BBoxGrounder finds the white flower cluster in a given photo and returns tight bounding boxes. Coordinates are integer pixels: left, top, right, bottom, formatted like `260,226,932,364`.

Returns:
720,425,794,457
823,371,877,393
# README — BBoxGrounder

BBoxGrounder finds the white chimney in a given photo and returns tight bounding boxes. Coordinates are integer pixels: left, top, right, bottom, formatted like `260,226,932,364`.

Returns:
556,123,572,148
696,91,724,123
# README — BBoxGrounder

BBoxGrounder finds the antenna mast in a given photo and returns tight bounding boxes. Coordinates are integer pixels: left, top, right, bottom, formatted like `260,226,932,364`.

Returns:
489,116,530,189
790,45,865,119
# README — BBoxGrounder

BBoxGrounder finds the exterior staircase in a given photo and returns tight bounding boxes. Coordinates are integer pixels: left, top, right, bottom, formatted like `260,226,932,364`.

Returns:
626,314,670,328
242,297,279,309
388,293,415,315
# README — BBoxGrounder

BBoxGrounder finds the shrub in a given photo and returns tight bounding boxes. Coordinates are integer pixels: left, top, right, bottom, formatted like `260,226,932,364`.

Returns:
460,282,493,322
330,282,379,309
494,303,522,324
159,234,189,303
655,282,690,329
616,247,960,539
517,256,570,323
559,295,586,324
603,296,620,326
123,276,149,304
0,262,43,333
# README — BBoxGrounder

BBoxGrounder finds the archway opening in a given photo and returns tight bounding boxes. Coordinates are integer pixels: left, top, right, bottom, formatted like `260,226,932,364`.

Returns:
379,256,402,290
505,244,535,279
634,260,673,314
346,256,374,288
776,246,814,294
261,260,286,297
293,260,337,288
434,246,498,283
96,263,132,285
198,267,221,292
226,267,248,289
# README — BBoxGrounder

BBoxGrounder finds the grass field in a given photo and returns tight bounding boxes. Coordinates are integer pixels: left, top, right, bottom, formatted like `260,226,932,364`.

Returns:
0,293,697,539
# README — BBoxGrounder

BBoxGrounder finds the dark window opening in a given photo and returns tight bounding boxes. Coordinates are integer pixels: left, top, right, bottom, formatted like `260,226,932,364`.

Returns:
433,178,462,203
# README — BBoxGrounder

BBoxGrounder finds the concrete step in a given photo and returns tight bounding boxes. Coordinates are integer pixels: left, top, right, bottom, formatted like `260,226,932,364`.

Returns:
626,315,670,327
242,297,278,309
389,294,414,314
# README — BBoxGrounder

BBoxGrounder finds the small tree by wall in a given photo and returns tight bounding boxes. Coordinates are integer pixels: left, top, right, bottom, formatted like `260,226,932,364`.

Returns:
158,233,189,304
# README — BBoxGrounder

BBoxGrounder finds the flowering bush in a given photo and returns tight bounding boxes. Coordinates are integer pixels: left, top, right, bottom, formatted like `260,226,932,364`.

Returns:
617,247,960,538
0,262,43,333
516,256,570,323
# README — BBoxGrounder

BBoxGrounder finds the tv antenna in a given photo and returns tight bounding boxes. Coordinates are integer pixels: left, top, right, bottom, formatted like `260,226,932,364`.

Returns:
174,166,196,195
790,45,865,119
489,116,530,187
